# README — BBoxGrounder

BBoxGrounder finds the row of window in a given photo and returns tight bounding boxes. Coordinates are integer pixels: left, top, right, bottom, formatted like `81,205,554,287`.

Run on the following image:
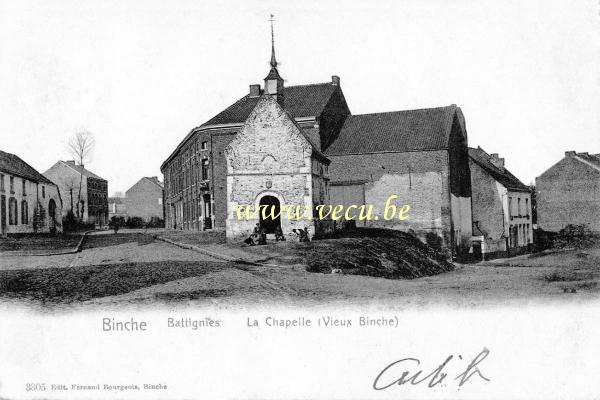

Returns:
164,137,210,196
165,157,210,196
7,198,29,225
508,196,530,218
509,223,531,248
0,174,47,198
168,195,212,229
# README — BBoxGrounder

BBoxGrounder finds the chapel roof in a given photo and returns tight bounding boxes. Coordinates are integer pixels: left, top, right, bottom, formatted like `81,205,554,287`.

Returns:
202,83,338,126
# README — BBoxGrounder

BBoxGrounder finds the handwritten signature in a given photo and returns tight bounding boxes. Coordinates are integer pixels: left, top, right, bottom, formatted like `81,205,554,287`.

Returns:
373,347,490,390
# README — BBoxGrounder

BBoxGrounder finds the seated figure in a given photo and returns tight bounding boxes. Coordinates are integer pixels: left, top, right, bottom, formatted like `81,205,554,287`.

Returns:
274,225,286,241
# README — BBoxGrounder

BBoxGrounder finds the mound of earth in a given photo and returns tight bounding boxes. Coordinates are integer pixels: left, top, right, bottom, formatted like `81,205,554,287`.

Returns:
306,228,453,279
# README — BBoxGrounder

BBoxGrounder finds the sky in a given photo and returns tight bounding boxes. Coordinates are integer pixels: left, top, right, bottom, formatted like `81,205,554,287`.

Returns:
1,0,599,195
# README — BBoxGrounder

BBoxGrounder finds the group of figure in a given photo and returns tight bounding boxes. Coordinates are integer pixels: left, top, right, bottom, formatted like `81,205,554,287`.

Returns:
242,224,310,246
244,224,267,246
292,227,311,242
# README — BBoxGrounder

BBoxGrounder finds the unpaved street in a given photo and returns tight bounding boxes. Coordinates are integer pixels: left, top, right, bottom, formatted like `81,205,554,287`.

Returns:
1,231,599,309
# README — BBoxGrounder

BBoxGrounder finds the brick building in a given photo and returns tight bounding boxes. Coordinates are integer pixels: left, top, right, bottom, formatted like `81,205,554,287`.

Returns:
536,151,600,232
43,160,108,227
469,147,533,258
0,150,63,235
123,176,164,221
161,43,473,256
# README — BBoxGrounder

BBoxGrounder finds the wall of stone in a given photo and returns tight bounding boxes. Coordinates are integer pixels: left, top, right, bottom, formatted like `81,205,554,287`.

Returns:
537,155,600,232
469,160,507,253
226,95,321,239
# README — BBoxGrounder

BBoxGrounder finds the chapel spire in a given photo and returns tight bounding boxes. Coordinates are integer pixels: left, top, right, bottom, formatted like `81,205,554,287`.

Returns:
270,14,277,68
264,14,284,103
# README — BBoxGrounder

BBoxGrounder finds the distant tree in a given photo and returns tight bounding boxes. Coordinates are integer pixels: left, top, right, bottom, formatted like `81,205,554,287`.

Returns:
529,184,537,225
67,131,95,219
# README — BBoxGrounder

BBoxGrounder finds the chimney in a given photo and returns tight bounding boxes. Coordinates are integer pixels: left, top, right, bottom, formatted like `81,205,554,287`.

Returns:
565,151,576,157
65,160,76,165
489,153,505,169
249,84,261,98
581,152,589,157
331,75,340,86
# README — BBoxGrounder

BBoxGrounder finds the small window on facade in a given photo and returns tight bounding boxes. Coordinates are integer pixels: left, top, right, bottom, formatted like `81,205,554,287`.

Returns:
517,198,521,216
42,185,45,198
525,198,529,216
21,200,28,224
201,141,208,150
10,176,14,193
508,197,513,217
0,174,4,191
22,179,26,195
201,159,209,180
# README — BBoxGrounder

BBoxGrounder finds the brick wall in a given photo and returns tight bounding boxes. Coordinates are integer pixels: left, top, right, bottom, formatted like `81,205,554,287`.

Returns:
87,177,108,226
124,178,164,221
536,155,600,232
328,150,453,251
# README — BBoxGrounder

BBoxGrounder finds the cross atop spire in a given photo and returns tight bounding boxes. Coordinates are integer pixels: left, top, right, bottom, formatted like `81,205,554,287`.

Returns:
269,14,277,68
264,13,284,103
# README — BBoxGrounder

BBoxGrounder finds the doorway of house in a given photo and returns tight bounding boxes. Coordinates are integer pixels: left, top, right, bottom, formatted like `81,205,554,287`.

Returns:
1,195,6,236
203,194,212,230
48,199,56,233
259,195,281,234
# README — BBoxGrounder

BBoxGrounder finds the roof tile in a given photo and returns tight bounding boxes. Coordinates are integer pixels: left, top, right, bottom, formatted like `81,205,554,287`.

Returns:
324,106,457,155
0,150,55,185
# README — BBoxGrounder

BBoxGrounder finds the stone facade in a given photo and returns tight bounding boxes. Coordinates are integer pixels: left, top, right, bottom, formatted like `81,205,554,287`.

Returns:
0,151,63,235
536,151,600,232
123,177,164,221
225,95,329,239
469,147,533,258
43,160,108,226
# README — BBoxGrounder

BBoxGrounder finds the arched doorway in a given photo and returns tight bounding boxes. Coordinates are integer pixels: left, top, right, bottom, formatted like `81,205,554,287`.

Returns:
48,199,56,232
259,195,281,234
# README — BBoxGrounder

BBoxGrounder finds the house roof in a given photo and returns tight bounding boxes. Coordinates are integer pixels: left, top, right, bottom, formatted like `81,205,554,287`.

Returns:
203,83,338,126
145,176,164,188
574,152,600,172
324,105,460,155
60,161,106,181
468,147,530,192
125,176,164,196
0,150,55,185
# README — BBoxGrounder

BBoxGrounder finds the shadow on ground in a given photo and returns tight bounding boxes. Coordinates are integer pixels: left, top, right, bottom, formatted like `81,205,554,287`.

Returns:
0,260,226,304
81,233,156,250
